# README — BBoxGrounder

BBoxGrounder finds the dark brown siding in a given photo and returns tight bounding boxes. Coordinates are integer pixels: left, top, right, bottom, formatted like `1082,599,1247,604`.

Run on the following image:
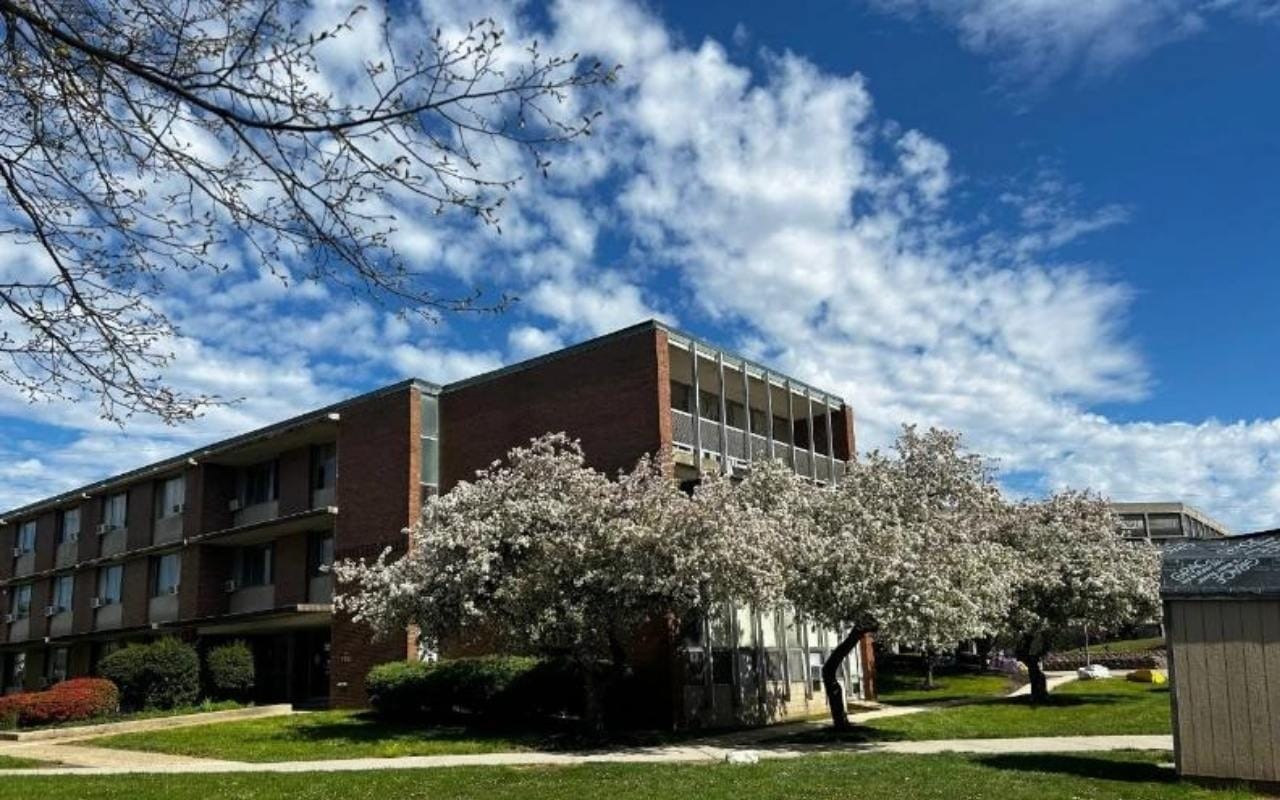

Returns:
274,532,309,606
0,524,11,582
440,327,669,490
122,559,149,629
33,511,57,573
278,447,312,517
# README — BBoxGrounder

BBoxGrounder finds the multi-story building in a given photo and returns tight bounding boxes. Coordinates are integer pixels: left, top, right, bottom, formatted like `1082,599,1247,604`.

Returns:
1112,502,1231,543
0,320,869,728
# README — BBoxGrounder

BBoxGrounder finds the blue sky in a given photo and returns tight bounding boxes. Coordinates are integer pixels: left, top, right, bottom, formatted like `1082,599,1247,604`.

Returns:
2,0,1278,529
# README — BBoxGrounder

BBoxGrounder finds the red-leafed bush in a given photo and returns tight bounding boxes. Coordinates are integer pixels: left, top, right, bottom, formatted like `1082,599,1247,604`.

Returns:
0,678,118,728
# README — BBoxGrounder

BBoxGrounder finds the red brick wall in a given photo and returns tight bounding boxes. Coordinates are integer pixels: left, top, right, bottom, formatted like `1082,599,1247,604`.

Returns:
33,511,56,573
198,464,236,534
330,384,419,707
79,500,101,562
127,483,155,551
0,523,11,582
439,327,670,490
274,532,308,606
277,447,312,517
122,558,149,629
835,404,856,462
72,570,96,632
180,545,233,619
27,579,49,640
859,632,877,699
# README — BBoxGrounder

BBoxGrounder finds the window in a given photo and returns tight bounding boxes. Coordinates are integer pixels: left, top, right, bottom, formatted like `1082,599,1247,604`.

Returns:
102,493,128,530
669,381,693,414
698,390,721,421
239,543,273,587
773,415,793,444
750,408,768,436
420,395,439,492
51,575,73,613
57,507,80,545
45,648,68,685
5,652,25,691
16,520,36,555
312,444,337,491
97,565,123,606
308,533,334,577
156,476,185,519
239,461,277,507
10,584,31,620
151,553,181,597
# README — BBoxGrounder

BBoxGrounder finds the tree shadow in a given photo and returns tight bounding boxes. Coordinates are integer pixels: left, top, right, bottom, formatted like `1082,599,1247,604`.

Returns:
973,753,1175,784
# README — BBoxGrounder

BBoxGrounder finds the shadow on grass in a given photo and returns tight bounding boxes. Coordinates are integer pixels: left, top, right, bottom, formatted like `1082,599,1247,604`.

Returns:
754,725,908,747
973,753,1175,785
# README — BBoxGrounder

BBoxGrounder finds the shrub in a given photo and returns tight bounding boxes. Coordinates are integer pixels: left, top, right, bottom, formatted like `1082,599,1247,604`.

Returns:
1043,651,1167,671
0,679,118,728
367,656,576,722
99,638,200,710
205,641,255,702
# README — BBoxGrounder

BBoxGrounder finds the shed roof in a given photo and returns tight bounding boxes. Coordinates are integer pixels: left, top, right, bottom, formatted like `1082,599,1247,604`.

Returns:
1161,532,1280,598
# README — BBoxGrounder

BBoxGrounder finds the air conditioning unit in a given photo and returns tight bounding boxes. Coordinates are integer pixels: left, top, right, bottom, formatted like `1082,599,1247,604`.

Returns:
10,547,20,558
172,503,185,515
167,584,179,595
3,613,13,624
228,499,242,512
95,523,112,536
44,605,57,617
223,579,238,593
90,597,103,609
67,532,79,543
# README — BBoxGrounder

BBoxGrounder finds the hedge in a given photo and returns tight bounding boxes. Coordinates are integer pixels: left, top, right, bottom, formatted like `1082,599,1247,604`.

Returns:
1043,650,1167,671
205,641,255,702
0,678,119,728
366,656,579,722
98,638,201,710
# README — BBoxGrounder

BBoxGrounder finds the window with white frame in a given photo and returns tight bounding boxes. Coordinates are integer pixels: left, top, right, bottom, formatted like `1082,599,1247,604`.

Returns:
151,552,181,597
102,493,127,530
420,395,439,495
10,584,31,620
51,575,73,613
97,565,123,605
15,520,35,555
156,476,185,519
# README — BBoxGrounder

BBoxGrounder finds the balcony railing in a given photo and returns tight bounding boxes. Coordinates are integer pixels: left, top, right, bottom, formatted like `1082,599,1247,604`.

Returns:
671,409,846,482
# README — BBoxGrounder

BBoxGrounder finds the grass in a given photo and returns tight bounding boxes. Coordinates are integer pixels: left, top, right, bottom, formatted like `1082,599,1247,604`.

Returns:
875,669,1015,707
89,710,551,762
0,755,50,769
0,751,1261,799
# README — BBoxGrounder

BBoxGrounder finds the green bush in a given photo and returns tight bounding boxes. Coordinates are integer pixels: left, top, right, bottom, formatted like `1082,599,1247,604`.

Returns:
205,641,255,701
366,656,576,722
98,638,200,710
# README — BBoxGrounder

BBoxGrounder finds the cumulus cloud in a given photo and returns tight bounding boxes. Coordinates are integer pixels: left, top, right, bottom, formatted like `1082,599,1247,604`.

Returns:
3,0,1279,533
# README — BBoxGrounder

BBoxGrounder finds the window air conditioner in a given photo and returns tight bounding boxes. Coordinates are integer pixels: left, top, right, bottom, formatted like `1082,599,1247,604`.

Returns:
172,504,185,515
10,547,20,558
96,523,112,536
228,499,242,512
168,584,179,595
223,580,238,593
90,597,103,609
3,613,13,624
67,532,79,543
44,605,57,617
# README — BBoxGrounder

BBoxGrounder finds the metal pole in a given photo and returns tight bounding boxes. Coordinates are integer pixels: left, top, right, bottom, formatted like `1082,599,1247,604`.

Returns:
764,371,775,460
690,344,703,473
786,380,797,473
741,362,753,463
825,398,836,485
716,353,729,475
805,388,818,481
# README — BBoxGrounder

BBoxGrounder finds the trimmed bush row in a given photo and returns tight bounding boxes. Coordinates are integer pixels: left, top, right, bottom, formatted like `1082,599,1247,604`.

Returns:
0,678,119,729
1044,651,1167,670
366,656,580,722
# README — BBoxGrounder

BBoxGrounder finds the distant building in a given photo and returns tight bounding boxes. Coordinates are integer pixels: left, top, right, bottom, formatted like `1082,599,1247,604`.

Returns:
1112,502,1230,543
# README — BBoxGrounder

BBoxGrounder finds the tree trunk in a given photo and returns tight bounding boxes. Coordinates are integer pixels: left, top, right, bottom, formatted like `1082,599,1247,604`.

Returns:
923,651,936,689
1014,640,1050,705
823,629,861,729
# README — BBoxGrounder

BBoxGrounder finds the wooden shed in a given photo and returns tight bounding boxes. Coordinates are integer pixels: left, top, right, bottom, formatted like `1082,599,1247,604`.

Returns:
1162,532,1280,784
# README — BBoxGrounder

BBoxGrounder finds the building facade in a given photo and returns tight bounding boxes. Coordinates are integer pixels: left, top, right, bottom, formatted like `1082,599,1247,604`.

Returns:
0,321,869,727
1112,502,1231,543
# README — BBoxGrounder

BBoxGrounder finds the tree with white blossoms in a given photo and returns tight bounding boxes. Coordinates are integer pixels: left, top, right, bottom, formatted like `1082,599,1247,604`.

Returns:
332,433,786,729
788,426,1016,729
994,490,1161,703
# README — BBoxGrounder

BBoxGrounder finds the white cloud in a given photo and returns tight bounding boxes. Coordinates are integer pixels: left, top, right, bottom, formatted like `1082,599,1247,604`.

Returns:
869,0,1277,85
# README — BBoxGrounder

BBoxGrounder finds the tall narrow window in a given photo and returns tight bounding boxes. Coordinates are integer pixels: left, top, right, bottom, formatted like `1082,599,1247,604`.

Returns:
312,444,337,491
239,543,273,587
57,507,80,545
15,521,35,555
97,565,123,605
420,394,440,495
156,476,185,519
308,533,334,577
51,575,73,613
46,648,68,685
9,584,31,620
102,493,128,530
669,381,693,414
151,553,181,596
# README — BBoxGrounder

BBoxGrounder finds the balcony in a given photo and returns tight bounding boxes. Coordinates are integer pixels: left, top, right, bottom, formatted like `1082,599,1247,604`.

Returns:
153,513,184,546
229,584,275,615
11,550,34,577
6,618,28,643
93,602,122,630
671,410,847,482
97,526,126,557
54,541,76,569
232,500,279,528
48,611,72,638
148,592,179,624
308,575,332,604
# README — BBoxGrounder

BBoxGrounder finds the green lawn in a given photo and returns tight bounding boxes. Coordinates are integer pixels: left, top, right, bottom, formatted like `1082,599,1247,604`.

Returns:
866,678,1171,741
90,710,543,762
0,755,50,769
0,752,1258,799
875,669,1015,707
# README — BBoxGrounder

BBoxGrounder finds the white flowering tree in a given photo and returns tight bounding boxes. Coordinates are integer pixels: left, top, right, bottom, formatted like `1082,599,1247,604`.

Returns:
333,433,786,729
788,426,1016,728
995,490,1161,703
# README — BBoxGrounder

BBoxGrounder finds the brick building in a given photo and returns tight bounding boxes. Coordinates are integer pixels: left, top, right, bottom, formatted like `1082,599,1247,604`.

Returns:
0,321,870,727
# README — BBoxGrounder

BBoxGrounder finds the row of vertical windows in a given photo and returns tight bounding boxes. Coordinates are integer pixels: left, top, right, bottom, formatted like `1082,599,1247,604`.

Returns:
5,553,185,621
672,381,831,448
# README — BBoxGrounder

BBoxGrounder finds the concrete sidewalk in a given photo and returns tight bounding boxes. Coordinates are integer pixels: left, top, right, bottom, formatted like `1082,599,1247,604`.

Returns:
0,733,1174,776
